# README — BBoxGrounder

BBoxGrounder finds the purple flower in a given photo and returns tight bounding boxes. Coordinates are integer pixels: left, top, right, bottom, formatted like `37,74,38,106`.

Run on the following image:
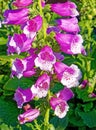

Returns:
35,46,56,71
55,33,86,55
56,17,80,33
50,97,69,118
7,33,33,55
79,80,88,89
54,52,64,61
31,73,50,98
11,56,36,78
14,87,34,108
47,26,60,34
18,108,40,124
3,8,29,25
56,87,74,101
13,0,33,8
54,62,82,88
50,1,79,17
23,15,43,39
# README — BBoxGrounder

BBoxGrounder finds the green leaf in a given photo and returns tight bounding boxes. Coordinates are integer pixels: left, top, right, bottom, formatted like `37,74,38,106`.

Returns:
76,87,96,102
0,37,7,45
50,116,68,129
0,123,13,130
78,110,96,128
0,98,19,126
3,77,35,91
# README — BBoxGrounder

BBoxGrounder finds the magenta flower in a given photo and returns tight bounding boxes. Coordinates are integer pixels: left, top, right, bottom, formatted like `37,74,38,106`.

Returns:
50,97,69,118
55,33,86,55
50,1,79,17
35,46,56,71
7,33,33,55
18,108,40,124
23,15,43,39
31,73,50,98
3,8,29,25
56,87,74,101
13,0,33,8
54,62,82,88
56,17,80,33
11,56,36,78
14,87,34,108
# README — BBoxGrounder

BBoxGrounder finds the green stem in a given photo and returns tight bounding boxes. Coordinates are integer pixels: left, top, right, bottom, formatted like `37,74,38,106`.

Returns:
44,108,50,130
34,120,41,130
38,0,47,40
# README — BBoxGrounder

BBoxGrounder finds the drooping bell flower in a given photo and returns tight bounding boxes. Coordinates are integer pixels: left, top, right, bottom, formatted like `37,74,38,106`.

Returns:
50,97,69,118
18,108,40,124
7,33,33,55
56,17,80,33
35,46,56,71
11,56,36,79
50,1,79,17
23,15,43,39
55,33,86,55
31,73,50,98
56,87,74,101
14,87,34,108
54,62,82,88
3,8,29,25
13,0,33,8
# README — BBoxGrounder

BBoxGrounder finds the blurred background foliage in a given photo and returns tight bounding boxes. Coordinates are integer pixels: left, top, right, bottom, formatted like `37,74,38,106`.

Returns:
0,0,96,130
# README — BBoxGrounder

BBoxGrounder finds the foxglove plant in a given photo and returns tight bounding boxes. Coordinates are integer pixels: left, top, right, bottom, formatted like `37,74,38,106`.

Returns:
3,0,85,128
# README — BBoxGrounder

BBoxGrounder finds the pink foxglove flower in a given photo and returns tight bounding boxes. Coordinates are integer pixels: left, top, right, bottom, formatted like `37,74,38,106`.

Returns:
35,46,56,71
31,73,50,98
11,56,36,79
7,33,33,54
55,33,86,55
18,108,40,124
14,87,34,108
56,87,74,101
79,80,88,89
13,0,33,8
54,62,82,88
50,97,69,118
23,15,43,39
50,1,79,17
3,8,29,25
56,17,80,33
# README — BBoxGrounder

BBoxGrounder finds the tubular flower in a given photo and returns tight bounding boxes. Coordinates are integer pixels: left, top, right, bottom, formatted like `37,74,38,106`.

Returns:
11,56,36,79
56,17,80,33
35,46,56,71
54,62,82,88
13,0,33,8
50,97,69,118
55,33,86,55
18,108,40,124
3,8,29,25
14,87,34,108
56,87,74,101
31,73,50,98
50,1,79,17
7,33,33,55
23,15,43,39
